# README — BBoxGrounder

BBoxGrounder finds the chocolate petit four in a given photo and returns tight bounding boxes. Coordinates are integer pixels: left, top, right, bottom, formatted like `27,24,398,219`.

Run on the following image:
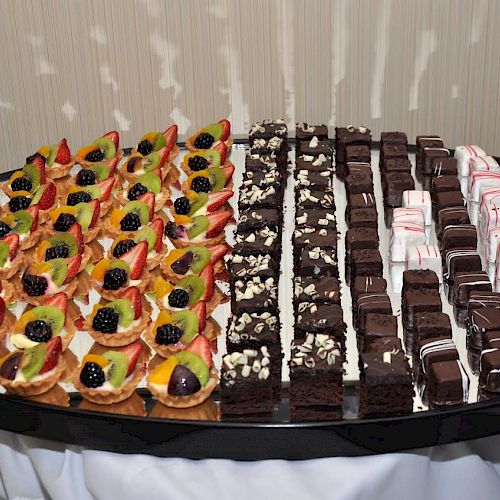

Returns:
426,359,469,408
231,276,278,315
437,207,470,239
452,271,492,311
440,225,477,252
366,336,403,354
467,307,500,353
479,347,500,395
380,131,408,145
389,222,426,262
351,276,387,304
383,172,415,207
350,249,383,282
358,351,413,418
346,207,378,229
421,147,450,176
294,246,338,277
358,313,398,352
414,312,452,342
356,293,392,331
345,173,374,196
443,249,482,285
431,175,461,194
294,275,340,305
347,192,376,211
402,288,442,330
295,122,328,141
403,269,440,290
381,158,412,175
431,157,458,177
345,144,370,163
432,191,465,218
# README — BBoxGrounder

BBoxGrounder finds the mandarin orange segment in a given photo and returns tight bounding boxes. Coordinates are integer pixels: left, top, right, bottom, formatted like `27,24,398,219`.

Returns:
10,190,31,198
91,259,111,281
38,145,51,157
154,310,173,329
32,262,52,273
164,249,185,268
89,304,102,322
50,206,78,223
154,276,174,298
148,356,178,384
142,132,157,143
174,215,192,225
187,172,208,184
14,311,37,333
82,354,109,368
76,145,97,158
9,171,25,184
186,190,198,202
110,209,125,228
36,241,51,260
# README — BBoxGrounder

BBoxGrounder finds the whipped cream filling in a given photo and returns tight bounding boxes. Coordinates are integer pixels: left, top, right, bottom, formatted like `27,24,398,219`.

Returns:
14,364,57,383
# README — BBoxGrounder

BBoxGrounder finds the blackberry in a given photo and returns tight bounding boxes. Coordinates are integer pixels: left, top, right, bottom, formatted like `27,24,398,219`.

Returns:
92,307,119,333
103,267,128,290
45,244,69,261
194,132,214,149
54,213,77,232
85,149,104,162
112,239,137,258
26,152,45,165
11,176,32,192
120,212,141,231
168,288,190,308
188,155,209,171
8,196,31,213
137,139,153,156
67,191,92,206
174,197,191,215
0,222,11,238
25,320,52,343
76,169,96,186
128,183,148,201
155,323,182,345
191,176,211,193
164,221,178,239
22,273,48,296
80,362,105,388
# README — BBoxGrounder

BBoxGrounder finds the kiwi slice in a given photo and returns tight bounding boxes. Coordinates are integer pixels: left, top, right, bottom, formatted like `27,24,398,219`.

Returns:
175,351,209,386
22,164,41,190
88,163,110,181
110,260,131,276
47,145,58,167
153,133,166,151
136,172,161,194
107,299,134,328
143,152,161,172
207,167,227,191
204,150,221,168
21,343,47,381
134,227,156,251
0,241,9,267
103,351,129,388
31,185,44,205
173,311,198,345
187,193,209,217
32,306,65,334
48,258,69,287
13,210,33,234
93,138,116,160
190,246,210,274
48,233,78,257
204,123,223,142
74,202,94,231
187,216,209,240
81,185,101,199
178,275,204,305
124,201,150,225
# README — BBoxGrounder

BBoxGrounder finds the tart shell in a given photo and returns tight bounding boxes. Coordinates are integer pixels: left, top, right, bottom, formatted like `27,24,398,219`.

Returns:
91,269,151,301
168,232,228,249
46,160,76,180
0,253,24,281
20,279,79,307
75,150,123,170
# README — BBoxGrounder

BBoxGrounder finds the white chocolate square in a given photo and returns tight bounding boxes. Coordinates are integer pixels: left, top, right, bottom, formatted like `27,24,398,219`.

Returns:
487,227,500,263
392,207,425,226
468,156,500,193
389,222,426,262
402,190,432,225
469,172,500,202
454,145,486,177
405,244,442,282
479,204,500,240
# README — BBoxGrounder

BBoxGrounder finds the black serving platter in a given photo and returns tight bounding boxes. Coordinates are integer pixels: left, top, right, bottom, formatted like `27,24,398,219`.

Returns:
1,140,500,460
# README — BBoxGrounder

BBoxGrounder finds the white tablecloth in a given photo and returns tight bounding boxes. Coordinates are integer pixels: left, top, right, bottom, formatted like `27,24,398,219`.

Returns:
1,430,500,500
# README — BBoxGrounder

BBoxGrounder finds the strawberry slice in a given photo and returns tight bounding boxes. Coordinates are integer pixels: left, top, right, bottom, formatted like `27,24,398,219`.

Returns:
108,157,119,173
37,182,56,210
55,139,71,165
119,286,141,319
96,177,115,201
0,297,5,326
68,223,84,254
138,192,155,221
119,341,143,376
26,205,39,231
163,124,178,154
191,301,206,332
88,200,100,229
75,316,86,330
221,162,235,182
64,254,82,283
120,240,148,279
31,156,46,184
207,190,233,212
210,242,231,265
199,263,214,302
102,130,119,148
39,336,62,374
218,119,231,142
213,142,228,165
2,234,19,260
205,210,232,238
45,292,68,315
158,143,170,169
150,218,164,252
186,335,212,368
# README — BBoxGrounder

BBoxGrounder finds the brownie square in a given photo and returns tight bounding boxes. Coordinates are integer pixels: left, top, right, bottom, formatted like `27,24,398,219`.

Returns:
294,246,338,277
295,169,332,189
380,131,407,145
383,172,415,207
433,191,465,217
299,138,333,157
296,187,335,210
226,312,280,348
296,123,328,141
440,225,477,252
431,175,461,194
239,183,283,210
249,120,287,140
231,277,278,315
414,312,452,342
479,348,500,393
402,288,442,330
295,154,333,172
351,276,387,304
382,158,412,175
452,271,492,309
296,208,337,232
338,126,372,145
366,337,403,354
483,330,500,350
295,303,347,340
422,147,450,175
347,192,376,211
356,293,392,331
443,250,482,283
345,173,374,196
346,162,373,179
293,224,337,251
358,351,413,418
350,249,383,280
250,137,285,157
245,154,278,172
358,313,398,352
229,252,277,281
345,227,379,256
381,143,408,160
220,348,274,416
431,157,458,177
346,207,378,229
403,270,440,291
437,207,470,239
238,207,280,232
234,226,280,256
427,360,469,408
345,144,370,163
242,167,283,191
294,275,340,305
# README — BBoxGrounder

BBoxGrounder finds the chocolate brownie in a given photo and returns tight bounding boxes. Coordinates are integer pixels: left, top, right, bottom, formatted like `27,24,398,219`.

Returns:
351,276,387,304
294,246,338,277
346,162,373,179
245,153,278,172
433,191,465,218
402,288,442,330
296,154,333,172
296,187,335,210
250,136,285,157
295,169,332,189
295,122,328,141
380,131,407,145
347,192,376,211
345,227,379,257
299,137,333,157
440,225,477,252
295,302,347,341
294,275,340,305
381,143,408,160
402,269,440,291
381,158,412,175
358,313,398,352
414,312,452,342
296,208,337,232
421,147,450,175
365,336,403,354
431,175,461,194
356,293,392,331
345,144,370,163
249,119,287,140
239,183,283,210
231,277,278,315
427,359,469,408
346,207,378,229
238,208,281,232
345,173,374,196
293,224,337,252
229,252,277,281
383,172,416,207
350,248,383,281
431,157,458,177
226,312,280,348
242,167,284,192
234,226,280,256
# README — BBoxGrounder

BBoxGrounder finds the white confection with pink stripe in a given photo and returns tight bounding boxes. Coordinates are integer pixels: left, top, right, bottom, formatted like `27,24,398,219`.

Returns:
469,172,500,203
405,244,442,282
470,185,500,225
392,207,425,226
402,190,432,225
468,156,500,193
454,144,486,176
494,245,500,292
389,222,426,262
486,227,500,263
479,204,500,241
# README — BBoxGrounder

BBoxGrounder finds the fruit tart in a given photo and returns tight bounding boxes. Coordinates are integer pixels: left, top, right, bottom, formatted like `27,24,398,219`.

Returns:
0,234,24,280
75,130,122,169
118,171,170,212
85,286,151,347
3,179,56,219
152,265,222,315
108,218,166,271
91,241,150,300
164,210,232,248
0,336,65,396
64,177,116,215
186,120,232,152
179,144,227,176
145,303,220,358
2,158,46,198
74,157,119,186
74,341,145,404
0,296,16,337
170,190,234,219
181,163,235,193
161,243,230,283
21,254,82,305
48,200,101,243
133,125,178,162
9,293,76,351
147,335,218,408
0,205,41,250
35,138,75,179
106,192,155,239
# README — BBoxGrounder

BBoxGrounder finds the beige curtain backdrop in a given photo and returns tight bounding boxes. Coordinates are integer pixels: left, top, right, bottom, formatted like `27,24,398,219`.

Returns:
0,0,499,170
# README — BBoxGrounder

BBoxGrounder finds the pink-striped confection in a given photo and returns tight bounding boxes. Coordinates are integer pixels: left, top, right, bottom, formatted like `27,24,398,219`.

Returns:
392,207,425,226
486,227,500,263
406,244,442,282
468,157,500,193
469,172,500,202
390,222,426,262
454,145,486,177
479,204,500,241
402,190,432,225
